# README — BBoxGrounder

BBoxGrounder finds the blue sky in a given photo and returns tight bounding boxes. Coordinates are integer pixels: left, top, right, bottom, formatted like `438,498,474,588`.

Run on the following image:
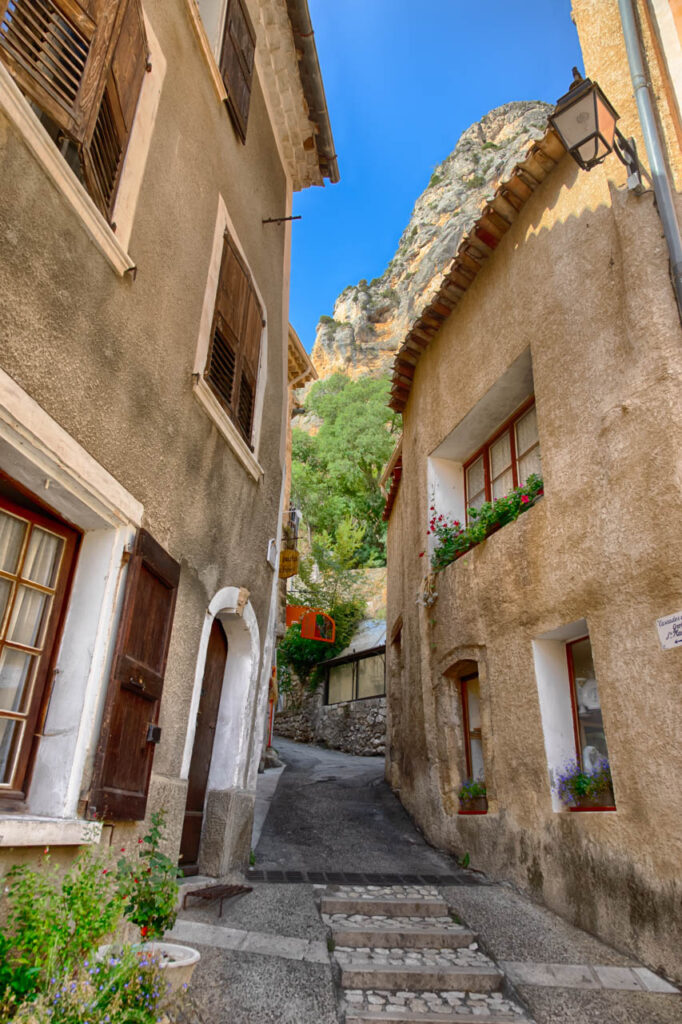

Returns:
289,0,583,352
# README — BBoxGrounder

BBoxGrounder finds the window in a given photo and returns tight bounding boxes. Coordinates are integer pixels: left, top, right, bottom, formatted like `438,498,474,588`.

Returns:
0,488,79,799
326,652,386,705
464,398,540,516
0,0,149,220
205,229,264,446
219,0,255,142
460,670,484,782
566,636,611,772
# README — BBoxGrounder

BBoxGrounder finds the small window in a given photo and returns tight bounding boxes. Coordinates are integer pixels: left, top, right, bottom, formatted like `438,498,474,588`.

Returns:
463,398,540,519
460,670,485,782
0,0,149,220
326,653,386,705
219,0,256,142
0,489,79,799
206,230,264,446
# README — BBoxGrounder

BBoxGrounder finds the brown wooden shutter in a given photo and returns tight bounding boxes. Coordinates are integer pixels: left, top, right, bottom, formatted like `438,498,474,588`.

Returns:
205,231,263,445
86,529,180,822
0,0,121,143
81,0,148,218
219,0,255,143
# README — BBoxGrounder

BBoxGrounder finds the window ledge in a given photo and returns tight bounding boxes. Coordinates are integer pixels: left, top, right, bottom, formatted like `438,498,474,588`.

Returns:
183,0,228,104
193,377,264,482
0,816,103,847
0,63,135,278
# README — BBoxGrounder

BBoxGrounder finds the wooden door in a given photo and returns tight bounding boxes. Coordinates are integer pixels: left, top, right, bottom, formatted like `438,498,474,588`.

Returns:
179,618,228,872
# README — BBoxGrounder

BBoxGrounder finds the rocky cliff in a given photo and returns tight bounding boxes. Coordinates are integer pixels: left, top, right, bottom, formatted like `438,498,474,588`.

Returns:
311,101,552,380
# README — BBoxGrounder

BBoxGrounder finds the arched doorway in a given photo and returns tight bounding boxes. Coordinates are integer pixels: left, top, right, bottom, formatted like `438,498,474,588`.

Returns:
179,617,228,874
180,586,263,876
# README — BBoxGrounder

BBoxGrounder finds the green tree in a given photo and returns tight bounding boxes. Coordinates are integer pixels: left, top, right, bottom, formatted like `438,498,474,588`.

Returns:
277,517,367,691
291,374,400,565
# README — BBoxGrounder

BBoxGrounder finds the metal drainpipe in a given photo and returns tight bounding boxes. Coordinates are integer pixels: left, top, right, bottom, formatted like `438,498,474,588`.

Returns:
617,0,682,319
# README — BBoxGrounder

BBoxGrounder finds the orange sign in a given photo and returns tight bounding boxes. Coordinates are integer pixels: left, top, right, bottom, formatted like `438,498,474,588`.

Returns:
278,549,299,579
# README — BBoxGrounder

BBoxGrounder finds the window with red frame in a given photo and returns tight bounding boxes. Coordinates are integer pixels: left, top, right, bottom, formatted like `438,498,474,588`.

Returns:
565,635,612,779
464,398,541,518
460,670,485,782
0,488,79,800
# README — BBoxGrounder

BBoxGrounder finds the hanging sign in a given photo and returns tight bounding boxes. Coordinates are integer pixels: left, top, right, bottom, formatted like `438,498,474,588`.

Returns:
278,549,299,579
656,610,682,650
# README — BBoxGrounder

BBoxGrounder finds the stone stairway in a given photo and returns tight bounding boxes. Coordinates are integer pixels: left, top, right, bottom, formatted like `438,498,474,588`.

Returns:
319,885,532,1023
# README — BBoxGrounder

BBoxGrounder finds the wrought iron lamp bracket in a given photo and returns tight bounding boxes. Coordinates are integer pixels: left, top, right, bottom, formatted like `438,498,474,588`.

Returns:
613,130,652,194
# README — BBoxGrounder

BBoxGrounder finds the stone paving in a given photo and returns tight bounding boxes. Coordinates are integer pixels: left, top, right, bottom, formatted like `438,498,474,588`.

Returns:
329,884,441,900
334,945,491,968
324,912,468,932
342,988,526,1018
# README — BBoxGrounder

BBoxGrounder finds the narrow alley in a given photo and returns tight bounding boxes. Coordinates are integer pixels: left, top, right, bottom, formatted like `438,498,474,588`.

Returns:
169,739,681,1024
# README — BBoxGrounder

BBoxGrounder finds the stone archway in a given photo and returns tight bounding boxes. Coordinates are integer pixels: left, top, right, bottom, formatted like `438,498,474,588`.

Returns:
181,586,261,875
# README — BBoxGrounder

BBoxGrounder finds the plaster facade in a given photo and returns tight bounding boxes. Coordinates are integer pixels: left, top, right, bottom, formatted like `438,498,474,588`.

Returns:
0,0,334,875
384,1,682,981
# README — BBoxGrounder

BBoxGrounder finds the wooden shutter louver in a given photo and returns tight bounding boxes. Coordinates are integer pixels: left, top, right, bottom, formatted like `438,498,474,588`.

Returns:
219,0,255,142
0,0,120,142
206,231,263,446
86,529,180,822
81,0,147,218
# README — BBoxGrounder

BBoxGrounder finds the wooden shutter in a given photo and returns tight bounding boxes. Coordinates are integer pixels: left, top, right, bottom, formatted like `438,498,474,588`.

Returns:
205,230,263,445
219,0,255,142
0,0,121,143
81,0,148,218
86,529,180,822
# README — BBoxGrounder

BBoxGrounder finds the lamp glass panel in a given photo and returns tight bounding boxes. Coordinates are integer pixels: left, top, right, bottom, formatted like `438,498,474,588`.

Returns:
595,94,617,150
554,91,598,149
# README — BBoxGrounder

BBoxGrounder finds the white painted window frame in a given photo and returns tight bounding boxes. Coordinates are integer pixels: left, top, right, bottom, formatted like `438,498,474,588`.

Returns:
0,370,143,845
192,194,267,482
0,6,166,273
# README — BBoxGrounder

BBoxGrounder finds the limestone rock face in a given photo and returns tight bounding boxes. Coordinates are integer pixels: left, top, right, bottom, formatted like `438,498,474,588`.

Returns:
311,101,552,380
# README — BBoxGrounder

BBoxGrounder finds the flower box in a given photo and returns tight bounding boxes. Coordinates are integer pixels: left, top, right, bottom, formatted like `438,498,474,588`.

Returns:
568,789,616,812
458,795,488,814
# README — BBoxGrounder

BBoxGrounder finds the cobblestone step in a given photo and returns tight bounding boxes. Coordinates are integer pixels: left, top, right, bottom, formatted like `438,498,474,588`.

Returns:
337,961,503,994
322,895,448,917
330,922,477,949
342,988,527,1022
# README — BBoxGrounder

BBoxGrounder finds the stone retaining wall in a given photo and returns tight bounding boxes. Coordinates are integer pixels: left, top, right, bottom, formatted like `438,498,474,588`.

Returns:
275,691,386,756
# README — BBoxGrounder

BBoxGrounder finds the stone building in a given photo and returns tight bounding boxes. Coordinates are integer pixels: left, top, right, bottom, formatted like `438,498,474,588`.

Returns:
0,0,336,876
382,0,682,980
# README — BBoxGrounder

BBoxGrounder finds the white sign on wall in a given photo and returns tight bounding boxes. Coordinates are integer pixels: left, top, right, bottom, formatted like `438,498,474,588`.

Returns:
656,611,682,650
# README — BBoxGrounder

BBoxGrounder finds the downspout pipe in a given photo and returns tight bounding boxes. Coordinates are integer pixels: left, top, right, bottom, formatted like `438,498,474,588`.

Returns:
618,0,682,319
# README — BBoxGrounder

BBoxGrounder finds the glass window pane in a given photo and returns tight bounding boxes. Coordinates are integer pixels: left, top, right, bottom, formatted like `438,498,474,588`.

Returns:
466,457,484,501
570,637,610,766
0,578,12,630
489,431,511,479
0,648,36,713
0,718,22,784
7,586,51,648
22,529,64,588
515,406,538,457
0,512,27,575
328,662,354,704
491,467,514,500
468,489,486,512
518,446,542,485
465,678,485,782
357,655,385,699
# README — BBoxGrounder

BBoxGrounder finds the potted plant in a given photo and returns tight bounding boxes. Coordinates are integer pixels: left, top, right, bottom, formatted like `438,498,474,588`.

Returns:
111,811,200,993
458,779,488,814
556,758,615,811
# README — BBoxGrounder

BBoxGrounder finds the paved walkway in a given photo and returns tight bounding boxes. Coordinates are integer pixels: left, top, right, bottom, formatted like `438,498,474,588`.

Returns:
170,738,681,1024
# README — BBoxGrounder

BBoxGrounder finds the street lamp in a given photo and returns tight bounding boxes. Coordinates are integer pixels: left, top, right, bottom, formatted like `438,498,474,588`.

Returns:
550,69,651,193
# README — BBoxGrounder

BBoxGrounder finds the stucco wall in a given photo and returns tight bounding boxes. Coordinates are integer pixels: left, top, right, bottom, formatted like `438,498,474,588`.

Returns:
385,117,682,980
0,0,291,870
